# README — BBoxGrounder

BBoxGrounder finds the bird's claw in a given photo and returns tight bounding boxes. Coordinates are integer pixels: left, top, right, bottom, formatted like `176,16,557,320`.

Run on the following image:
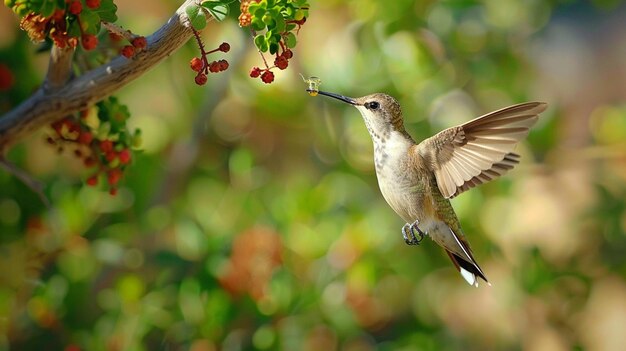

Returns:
402,220,424,245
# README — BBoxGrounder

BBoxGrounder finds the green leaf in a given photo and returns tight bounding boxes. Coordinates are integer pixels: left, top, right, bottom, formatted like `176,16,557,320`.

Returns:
248,2,262,15
281,5,294,18
79,9,101,35
251,18,265,31
39,0,57,17
67,20,81,38
254,34,268,52
294,9,305,21
269,42,279,54
185,4,206,30
274,15,285,33
203,2,229,22
285,32,297,48
94,0,118,22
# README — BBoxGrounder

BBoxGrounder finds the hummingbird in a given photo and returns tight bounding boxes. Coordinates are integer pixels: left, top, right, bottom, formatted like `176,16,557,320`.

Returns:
313,89,547,286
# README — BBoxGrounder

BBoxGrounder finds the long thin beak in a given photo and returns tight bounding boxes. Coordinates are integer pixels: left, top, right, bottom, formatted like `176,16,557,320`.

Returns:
315,90,357,105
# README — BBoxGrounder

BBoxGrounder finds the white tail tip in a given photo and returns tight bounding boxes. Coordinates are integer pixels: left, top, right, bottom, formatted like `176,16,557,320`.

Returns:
460,267,479,287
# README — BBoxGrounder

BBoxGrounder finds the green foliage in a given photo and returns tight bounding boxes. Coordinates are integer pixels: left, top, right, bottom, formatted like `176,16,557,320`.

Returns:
187,0,236,29
248,0,308,54
202,0,234,22
186,3,208,30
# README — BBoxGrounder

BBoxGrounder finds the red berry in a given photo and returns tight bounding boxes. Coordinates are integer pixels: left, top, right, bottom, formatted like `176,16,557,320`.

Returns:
219,42,230,52
67,120,81,135
78,131,93,145
51,9,65,21
109,188,118,196
195,73,207,85
100,139,113,153
86,0,100,9
249,66,261,78
0,64,13,92
69,0,82,15
208,61,220,73
283,49,293,59
108,169,122,186
121,45,135,58
119,149,131,165
105,151,117,163
81,34,98,51
274,56,288,70
84,157,96,167
190,57,203,72
131,36,147,49
261,70,274,84
218,60,229,71
86,175,98,186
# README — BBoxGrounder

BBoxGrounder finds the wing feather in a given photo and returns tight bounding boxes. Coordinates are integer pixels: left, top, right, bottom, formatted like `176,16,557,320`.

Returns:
416,102,547,198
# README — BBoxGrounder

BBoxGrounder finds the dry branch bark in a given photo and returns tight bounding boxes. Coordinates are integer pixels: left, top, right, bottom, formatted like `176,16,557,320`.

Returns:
0,0,199,153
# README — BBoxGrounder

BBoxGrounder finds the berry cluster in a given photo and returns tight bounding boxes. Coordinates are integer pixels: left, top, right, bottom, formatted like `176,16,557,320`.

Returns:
248,47,293,84
103,22,148,59
239,0,309,84
46,97,140,195
189,32,231,86
120,36,148,58
7,0,118,51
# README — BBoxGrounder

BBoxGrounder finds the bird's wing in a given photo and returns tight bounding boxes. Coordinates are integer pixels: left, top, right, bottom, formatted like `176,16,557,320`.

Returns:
416,102,547,199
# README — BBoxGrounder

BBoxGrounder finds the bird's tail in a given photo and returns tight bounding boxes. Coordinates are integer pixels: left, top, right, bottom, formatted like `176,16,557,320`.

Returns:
445,228,489,287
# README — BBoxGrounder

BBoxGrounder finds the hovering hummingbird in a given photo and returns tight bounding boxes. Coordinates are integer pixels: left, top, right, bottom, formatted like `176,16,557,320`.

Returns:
312,89,547,286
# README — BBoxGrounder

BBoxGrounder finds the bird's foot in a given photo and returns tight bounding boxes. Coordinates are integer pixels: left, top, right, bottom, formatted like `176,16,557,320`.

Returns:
402,220,424,245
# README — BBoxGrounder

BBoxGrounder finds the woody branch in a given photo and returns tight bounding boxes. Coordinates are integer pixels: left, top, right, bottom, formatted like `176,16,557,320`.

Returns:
0,0,200,154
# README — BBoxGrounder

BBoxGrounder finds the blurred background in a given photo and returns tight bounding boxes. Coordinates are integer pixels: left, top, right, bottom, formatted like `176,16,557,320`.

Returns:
2,0,626,350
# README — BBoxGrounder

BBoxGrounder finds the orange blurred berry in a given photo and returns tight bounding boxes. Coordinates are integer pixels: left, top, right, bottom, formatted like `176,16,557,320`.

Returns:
100,139,113,153
69,1,82,15
86,176,98,186
0,64,14,92
107,169,122,186
86,0,100,9
81,34,98,50
118,149,131,164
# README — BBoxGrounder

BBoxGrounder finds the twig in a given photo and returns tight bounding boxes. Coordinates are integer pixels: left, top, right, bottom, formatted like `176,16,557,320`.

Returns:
44,46,75,91
0,157,50,208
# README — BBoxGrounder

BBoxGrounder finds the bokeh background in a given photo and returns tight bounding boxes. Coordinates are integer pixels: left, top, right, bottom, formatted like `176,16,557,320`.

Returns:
2,0,626,350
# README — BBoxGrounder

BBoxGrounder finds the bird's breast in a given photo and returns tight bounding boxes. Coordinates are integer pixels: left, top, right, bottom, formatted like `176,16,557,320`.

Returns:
373,137,436,223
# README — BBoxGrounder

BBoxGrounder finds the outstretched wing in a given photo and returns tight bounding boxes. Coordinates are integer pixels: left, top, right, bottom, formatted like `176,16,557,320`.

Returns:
416,102,547,199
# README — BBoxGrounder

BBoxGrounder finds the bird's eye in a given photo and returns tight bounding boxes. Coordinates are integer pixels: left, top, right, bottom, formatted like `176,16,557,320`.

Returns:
366,101,380,110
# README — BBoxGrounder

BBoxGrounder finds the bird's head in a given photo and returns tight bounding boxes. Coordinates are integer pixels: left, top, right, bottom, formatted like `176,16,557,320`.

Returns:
316,91,405,141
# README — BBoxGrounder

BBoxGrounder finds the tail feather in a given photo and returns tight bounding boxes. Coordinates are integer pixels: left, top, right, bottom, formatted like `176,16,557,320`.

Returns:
446,227,489,287
446,250,489,287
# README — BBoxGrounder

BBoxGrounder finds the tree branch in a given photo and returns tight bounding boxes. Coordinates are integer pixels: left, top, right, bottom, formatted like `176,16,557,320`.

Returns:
0,0,198,153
